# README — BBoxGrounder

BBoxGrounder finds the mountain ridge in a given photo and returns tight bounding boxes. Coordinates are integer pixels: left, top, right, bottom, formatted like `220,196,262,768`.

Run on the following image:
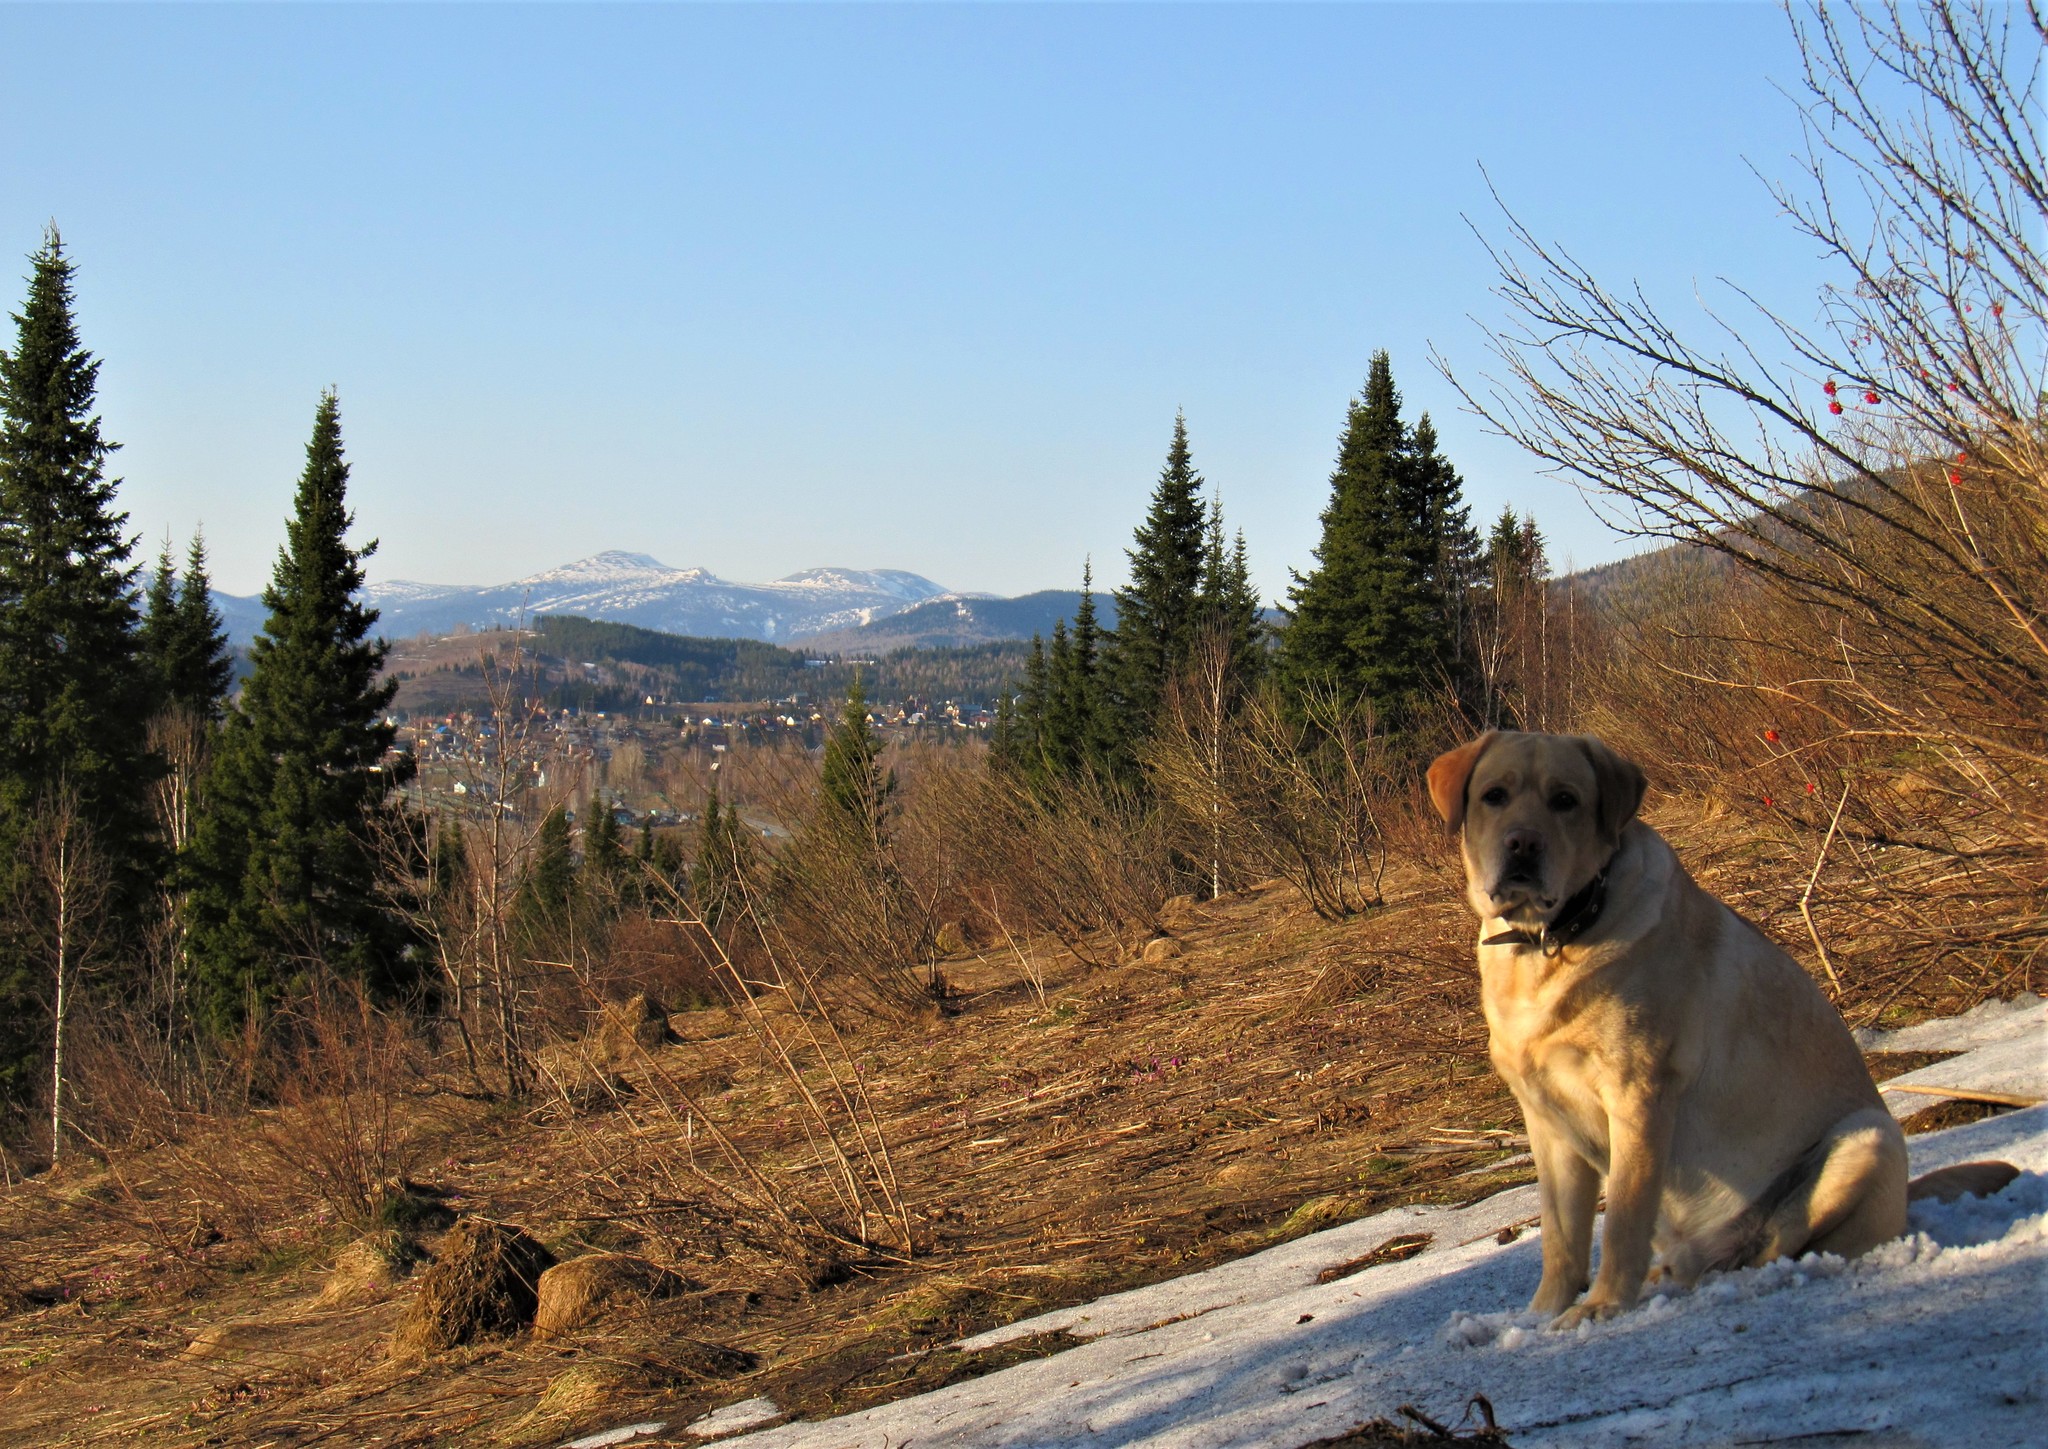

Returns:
209,552,958,644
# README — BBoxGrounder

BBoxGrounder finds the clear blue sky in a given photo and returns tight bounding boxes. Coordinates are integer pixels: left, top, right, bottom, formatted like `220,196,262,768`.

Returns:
0,1,1825,603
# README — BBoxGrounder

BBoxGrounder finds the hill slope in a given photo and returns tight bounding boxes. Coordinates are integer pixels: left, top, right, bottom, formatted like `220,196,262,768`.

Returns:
793,590,1119,653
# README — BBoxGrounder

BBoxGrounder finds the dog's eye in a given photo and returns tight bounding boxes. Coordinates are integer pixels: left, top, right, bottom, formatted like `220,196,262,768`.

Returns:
1550,792,1579,812
1480,786,1509,807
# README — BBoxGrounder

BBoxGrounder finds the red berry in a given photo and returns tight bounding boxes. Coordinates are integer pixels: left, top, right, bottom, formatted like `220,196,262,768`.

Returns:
1863,390,1879,404
1993,304,2004,317
1765,729,1780,742
1823,379,1838,395
1805,782,1817,794
1828,400,1844,415
1763,796,1775,807
1948,470,1962,485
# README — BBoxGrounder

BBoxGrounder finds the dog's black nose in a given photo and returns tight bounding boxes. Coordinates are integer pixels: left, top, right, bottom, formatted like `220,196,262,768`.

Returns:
1504,828,1545,861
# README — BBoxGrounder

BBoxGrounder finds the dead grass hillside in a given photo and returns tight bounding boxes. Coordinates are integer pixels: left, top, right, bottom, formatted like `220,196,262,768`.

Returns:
0,797,2034,1449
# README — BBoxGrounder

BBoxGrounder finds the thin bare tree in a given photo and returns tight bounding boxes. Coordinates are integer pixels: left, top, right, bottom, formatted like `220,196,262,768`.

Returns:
382,630,582,1098
18,785,113,1164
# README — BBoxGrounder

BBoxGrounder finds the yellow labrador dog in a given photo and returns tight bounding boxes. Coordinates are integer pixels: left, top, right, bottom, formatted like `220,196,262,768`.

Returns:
1427,730,2012,1329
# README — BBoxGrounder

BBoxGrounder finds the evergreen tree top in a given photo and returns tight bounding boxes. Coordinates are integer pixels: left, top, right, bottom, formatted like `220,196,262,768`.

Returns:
0,226,134,594
1,228,118,487
262,391,379,640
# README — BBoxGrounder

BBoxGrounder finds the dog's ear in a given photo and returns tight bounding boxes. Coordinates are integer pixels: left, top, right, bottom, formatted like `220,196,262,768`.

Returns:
1575,736,1648,847
1426,733,1497,834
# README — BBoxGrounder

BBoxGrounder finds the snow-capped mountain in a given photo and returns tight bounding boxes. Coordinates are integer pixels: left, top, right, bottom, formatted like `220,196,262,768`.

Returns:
335,551,952,643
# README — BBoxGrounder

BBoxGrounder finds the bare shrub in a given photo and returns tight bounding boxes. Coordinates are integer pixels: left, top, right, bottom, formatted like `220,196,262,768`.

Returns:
766,813,941,1018
546,860,921,1260
928,766,1187,966
1448,0,2046,1010
379,636,589,1098
1578,547,2047,1015
253,982,423,1230
1152,680,1400,921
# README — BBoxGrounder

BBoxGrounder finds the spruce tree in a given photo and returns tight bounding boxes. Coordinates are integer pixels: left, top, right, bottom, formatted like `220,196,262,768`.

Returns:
584,799,627,895
141,531,233,722
819,671,894,845
1109,411,1211,753
169,533,234,721
182,392,408,1029
1197,498,1264,684
0,228,153,881
141,535,180,705
690,790,751,927
1277,352,1466,724
1042,619,1074,776
1000,634,1051,783
1409,413,1483,703
512,805,574,940
1063,563,1116,777
0,228,153,1102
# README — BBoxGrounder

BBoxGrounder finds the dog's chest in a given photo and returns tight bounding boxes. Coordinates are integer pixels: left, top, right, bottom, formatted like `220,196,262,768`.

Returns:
1481,949,1622,1147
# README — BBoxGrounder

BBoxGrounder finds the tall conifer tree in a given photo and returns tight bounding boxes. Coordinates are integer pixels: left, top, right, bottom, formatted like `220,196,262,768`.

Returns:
0,228,152,1101
1277,352,1470,724
141,535,180,700
1109,412,1210,758
994,634,1052,783
512,805,575,941
0,228,152,881
1057,562,1114,777
183,393,408,1028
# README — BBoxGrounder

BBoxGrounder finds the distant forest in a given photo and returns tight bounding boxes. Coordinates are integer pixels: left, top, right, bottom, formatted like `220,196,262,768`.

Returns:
389,614,1033,715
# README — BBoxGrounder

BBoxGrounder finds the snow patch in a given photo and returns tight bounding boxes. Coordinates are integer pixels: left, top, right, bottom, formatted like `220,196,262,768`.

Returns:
558,1424,667,1449
689,1398,782,1437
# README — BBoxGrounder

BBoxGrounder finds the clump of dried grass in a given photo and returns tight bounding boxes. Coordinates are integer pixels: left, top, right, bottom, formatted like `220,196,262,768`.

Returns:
316,1229,427,1308
533,1251,696,1338
388,1219,556,1359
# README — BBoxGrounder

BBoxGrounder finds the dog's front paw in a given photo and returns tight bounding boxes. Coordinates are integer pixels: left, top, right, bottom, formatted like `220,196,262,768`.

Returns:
1550,1299,1625,1332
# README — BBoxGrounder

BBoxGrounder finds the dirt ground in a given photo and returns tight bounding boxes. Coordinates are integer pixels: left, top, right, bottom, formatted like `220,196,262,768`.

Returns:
0,799,2021,1449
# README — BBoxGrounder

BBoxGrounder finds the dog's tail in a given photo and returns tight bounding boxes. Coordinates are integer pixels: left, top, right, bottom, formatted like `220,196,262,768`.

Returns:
1907,1160,2020,1204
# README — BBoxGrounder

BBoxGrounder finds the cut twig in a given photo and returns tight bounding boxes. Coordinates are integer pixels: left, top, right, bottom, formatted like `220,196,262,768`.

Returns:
1884,1083,2042,1108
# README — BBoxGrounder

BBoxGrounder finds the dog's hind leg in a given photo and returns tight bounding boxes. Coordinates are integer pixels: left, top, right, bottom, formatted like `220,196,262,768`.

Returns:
1749,1107,1908,1265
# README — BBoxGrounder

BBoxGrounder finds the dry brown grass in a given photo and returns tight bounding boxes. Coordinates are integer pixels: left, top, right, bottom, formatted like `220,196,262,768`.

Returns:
0,789,2026,1447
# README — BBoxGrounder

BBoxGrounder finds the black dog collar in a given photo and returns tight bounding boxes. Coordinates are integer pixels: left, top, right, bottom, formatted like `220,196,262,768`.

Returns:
1484,853,1616,957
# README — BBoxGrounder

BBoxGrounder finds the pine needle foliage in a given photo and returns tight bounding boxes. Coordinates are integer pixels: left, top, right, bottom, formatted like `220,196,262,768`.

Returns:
1277,352,1478,727
141,531,234,723
1110,411,1211,749
819,671,895,848
0,228,153,1102
183,392,411,1030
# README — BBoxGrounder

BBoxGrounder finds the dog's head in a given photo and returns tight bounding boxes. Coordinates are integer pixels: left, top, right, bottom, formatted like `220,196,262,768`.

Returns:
1426,731,1647,925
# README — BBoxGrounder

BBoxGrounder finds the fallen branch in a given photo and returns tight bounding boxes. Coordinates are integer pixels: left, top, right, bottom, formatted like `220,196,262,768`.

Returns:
1885,1084,2043,1109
